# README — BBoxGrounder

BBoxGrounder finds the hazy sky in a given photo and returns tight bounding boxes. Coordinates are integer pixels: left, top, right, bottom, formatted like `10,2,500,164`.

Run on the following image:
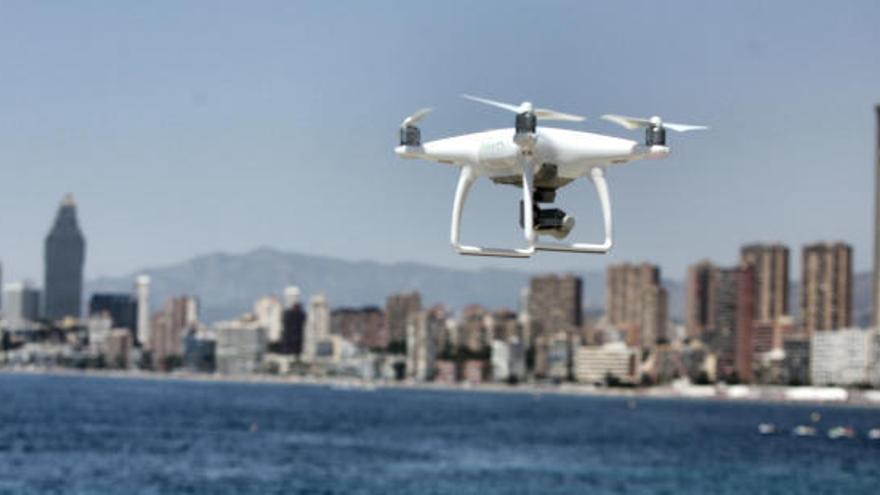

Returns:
0,1,878,285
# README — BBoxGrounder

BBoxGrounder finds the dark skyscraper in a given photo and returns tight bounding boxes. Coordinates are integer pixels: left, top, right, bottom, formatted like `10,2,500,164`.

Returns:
281,304,306,355
44,194,86,321
88,293,138,336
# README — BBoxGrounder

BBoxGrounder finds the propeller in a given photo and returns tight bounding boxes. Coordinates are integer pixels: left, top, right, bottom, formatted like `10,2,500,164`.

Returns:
462,94,585,122
601,114,708,132
401,108,432,128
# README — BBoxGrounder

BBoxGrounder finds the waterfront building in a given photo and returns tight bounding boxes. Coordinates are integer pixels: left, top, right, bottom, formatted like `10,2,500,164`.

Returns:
810,328,880,386
547,331,572,381
88,293,137,342
105,328,132,369
740,244,790,324
782,335,810,385
44,194,86,321
281,302,306,355
183,328,216,373
435,359,457,383
86,313,113,353
406,310,436,381
149,296,199,370
606,264,667,348
304,294,329,360
573,342,639,385
254,296,283,343
801,243,853,333
686,260,718,339
330,306,386,349
529,274,582,338
2,281,42,328
385,291,421,348
215,317,266,375
490,337,526,382
528,274,582,377
458,304,489,354
463,359,485,383
703,264,755,382
135,275,151,348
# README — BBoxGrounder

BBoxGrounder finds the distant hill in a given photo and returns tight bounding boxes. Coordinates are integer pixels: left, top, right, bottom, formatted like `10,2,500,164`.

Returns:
85,247,870,326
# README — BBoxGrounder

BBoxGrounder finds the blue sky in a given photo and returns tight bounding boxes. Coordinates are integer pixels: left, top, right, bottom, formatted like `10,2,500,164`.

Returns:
0,1,878,285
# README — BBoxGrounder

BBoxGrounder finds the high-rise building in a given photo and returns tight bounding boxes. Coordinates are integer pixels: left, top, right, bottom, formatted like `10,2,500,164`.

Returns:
458,304,489,353
304,294,329,360
105,328,132,369
528,274,582,378
574,342,640,384
873,104,880,327
281,303,306,355
385,291,421,347
406,310,436,381
740,243,789,323
606,263,667,348
811,328,880,386
254,296,283,343
136,275,150,348
686,260,718,338
86,313,113,353
528,274,582,338
149,296,199,369
88,293,137,340
43,194,86,321
2,281,42,328
215,317,266,375
705,265,755,382
801,242,853,333
330,306,386,349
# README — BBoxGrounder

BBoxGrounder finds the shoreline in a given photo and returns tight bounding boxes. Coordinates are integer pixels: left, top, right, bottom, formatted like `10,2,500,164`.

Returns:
3,367,880,409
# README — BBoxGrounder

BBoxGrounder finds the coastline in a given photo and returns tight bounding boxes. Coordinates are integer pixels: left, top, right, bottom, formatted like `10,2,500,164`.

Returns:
3,367,880,409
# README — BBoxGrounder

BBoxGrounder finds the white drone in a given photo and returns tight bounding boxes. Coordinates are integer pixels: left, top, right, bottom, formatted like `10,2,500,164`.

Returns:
395,95,707,258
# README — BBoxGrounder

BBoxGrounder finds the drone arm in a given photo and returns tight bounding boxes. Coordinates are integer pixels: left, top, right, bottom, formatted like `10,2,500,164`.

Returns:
534,167,613,253
450,165,535,258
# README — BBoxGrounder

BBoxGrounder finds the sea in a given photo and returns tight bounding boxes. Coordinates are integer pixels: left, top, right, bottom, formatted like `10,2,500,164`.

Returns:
0,374,878,494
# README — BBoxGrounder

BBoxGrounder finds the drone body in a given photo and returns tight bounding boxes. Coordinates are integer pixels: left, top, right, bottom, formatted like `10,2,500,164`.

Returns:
395,95,706,258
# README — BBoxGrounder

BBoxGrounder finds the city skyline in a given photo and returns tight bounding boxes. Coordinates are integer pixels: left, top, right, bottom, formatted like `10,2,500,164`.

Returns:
0,2,878,284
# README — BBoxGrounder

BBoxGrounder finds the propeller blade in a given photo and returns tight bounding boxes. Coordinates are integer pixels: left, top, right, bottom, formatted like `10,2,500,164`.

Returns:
464,94,585,121
601,114,707,132
663,122,709,132
601,114,652,130
401,108,432,128
535,109,586,122
461,94,522,113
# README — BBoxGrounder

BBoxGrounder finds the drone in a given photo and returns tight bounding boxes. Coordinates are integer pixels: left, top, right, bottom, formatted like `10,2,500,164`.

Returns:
395,95,707,258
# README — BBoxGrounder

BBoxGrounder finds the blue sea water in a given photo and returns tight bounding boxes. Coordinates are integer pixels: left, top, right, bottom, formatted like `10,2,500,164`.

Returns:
0,374,878,494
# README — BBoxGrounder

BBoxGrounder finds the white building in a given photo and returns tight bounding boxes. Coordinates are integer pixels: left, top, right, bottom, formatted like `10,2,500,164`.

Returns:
406,311,435,381
215,319,267,375
87,313,113,353
135,275,150,348
3,281,41,329
254,296,283,343
810,328,880,386
574,342,640,384
491,337,526,382
304,294,329,360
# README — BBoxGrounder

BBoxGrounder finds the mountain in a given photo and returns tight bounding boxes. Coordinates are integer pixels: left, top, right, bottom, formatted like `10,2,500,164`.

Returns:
86,247,603,323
